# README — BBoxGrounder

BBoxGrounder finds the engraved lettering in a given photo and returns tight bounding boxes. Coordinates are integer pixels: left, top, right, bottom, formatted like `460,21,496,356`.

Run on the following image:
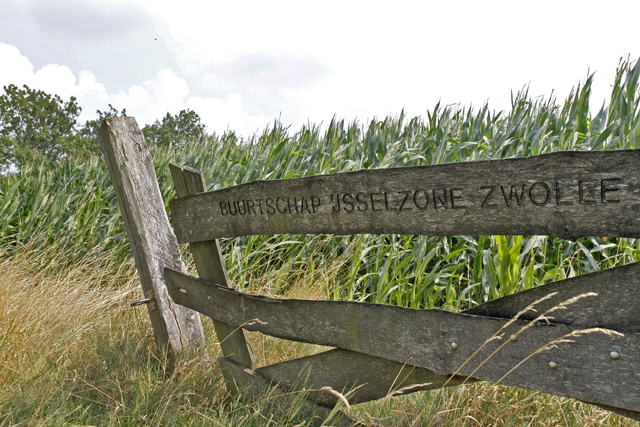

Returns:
433,189,448,209
220,201,229,215
331,194,341,212
276,197,288,213
228,200,238,215
529,182,551,206
413,189,429,210
398,190,413,211
555,182,573,206
301,197,312,214
450,188,464,209
288,197,299,214
236,200,246,215
601,178,621,203
370,193,383,211
265,198,276,214
384,192,395,211
246,199,257,215
579,181,597,204
256,199,264,214
481,186,496,207
356,192,369,212
311,196,320,213
501,185,526,207
343,193,355,213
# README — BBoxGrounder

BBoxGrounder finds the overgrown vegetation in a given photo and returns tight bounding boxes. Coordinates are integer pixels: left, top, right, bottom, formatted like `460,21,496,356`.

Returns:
0,58,639,425
0,245,635,426
0,84,205,172
2,59,639,309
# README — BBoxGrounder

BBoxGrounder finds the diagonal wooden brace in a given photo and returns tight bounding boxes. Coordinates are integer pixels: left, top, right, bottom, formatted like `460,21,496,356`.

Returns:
165,263,640,417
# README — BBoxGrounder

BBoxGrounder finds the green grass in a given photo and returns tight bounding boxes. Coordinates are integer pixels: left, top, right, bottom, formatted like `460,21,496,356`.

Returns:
1,58,640,425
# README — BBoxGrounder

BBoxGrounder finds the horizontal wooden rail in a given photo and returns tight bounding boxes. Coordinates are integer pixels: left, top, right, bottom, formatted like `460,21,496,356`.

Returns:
254,348,470,406
165,265,640,413
170,150,640,242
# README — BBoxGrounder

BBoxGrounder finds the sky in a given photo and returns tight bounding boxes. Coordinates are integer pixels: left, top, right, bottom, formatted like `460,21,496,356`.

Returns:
1,0,639,138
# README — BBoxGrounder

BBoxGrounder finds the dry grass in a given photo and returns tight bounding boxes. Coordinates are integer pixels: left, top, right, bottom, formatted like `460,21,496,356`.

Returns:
0,247,637,426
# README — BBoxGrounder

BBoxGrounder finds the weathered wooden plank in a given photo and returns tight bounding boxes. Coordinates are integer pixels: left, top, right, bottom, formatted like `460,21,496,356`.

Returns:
463,263,640,420
169,163,255,369
256,348,470,406
165,267,640,413
98,117,205,356
464,261,640,333
170,150,640,242
218,356,373,427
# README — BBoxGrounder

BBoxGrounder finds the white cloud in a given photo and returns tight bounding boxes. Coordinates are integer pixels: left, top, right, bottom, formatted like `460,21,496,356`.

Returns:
187,94,270,137
0,43,35,86
0,42,271,136
3,0,640,141
136,0,640,122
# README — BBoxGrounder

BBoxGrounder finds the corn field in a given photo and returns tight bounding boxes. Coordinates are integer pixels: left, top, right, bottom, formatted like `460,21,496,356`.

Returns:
1,59,639,311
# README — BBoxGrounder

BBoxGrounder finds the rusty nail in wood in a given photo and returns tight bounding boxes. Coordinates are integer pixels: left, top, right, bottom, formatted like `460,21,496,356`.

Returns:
130,298,155,307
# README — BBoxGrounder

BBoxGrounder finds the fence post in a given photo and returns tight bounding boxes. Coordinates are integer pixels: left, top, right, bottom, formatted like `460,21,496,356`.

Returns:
99,117,206,357
169,163,255,373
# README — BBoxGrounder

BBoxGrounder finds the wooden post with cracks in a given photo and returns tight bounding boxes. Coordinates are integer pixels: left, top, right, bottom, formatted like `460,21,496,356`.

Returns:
99,117,206,357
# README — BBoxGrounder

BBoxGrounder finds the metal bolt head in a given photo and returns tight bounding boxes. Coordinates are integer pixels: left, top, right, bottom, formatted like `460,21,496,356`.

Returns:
451,343,458,350
548,361,557,370
610,351,620,360
510,335,518,342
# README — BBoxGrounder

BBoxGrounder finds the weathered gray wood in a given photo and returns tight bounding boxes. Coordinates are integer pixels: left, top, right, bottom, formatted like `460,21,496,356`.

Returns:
169,163,255,369
463,263,640,420
464,261,640,333
218,356,373,427
98,117,205,355
165,267,640,413
256,348,471,406
170,150,640,242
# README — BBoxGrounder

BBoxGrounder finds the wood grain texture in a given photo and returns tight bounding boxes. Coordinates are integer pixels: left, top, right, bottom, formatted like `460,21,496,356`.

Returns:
218,357,373,427
98,117,204,355
463,262,640,420
169,163,255,369
165,267,640,413
256,348,471,406
170,150,640,242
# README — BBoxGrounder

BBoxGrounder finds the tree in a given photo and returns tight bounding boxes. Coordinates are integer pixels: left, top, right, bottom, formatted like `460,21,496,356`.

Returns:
77,104,127,155
79,104,127,140
142,109,206,147
0,84,83,171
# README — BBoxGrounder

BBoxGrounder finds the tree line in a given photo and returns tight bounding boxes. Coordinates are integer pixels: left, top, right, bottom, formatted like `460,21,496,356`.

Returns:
0,84,206,172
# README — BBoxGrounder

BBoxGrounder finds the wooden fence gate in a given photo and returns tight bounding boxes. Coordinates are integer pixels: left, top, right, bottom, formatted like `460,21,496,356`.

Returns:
100,117,640,424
